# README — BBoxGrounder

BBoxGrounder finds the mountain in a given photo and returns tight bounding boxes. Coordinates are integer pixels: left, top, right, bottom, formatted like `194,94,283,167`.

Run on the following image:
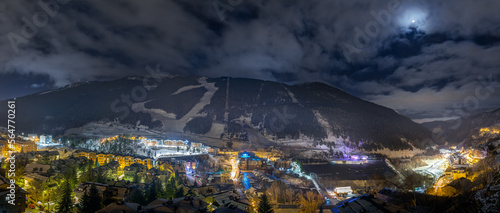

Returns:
422,108,500,144
0,76,433,151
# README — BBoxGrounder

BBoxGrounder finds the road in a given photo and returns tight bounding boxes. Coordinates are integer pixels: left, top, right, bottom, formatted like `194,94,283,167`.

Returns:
232,180,250,204
385,159,405,181
414,158,447,182
413,158,447,190
290,162,337,204
186,173,203,186
433,177,446,193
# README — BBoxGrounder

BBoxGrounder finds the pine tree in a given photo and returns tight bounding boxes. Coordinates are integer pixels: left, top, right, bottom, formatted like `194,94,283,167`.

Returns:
133,172,140,183
174,186,184,198
164,178,176,198
78,184,103,213
128,188,146,205
157,179,166,198
96,167,106,183
186,187,195,197
70,166,79,189
257,194,274,213
56,180,73,213
77,189,90,213
146,180,158,203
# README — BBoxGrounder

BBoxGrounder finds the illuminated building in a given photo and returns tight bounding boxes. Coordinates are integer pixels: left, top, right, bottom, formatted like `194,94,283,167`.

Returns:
124,163,147,178
334,186,353,196
39,135,52,144
24,173,50,187
13,140,37,153
88,152,97,162
0,142,9,158
115,156,124,168
185,160,197,173
218,150,238,156
207,147,219,154
98,135,121,144
162,140,186,146
479,127,500,136
73,150,88,158
445,167,468,180
191,142,202,150
122,156,135,168
72,150,152,170
25,163,51,174
238,151,265,170
98,153,116,165
253,149,283,161
158,161,173,172
27,134,38,142
134,158,153,170
144,140,158,146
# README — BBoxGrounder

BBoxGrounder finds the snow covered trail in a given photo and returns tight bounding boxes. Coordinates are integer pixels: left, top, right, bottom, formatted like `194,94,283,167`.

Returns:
130,77,218,132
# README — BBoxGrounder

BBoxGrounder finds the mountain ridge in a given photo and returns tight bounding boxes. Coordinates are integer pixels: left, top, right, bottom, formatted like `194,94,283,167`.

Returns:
422,107,500,144
0,75,433,152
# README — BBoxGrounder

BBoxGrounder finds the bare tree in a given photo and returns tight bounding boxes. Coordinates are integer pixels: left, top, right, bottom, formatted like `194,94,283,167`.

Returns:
298,191,323,213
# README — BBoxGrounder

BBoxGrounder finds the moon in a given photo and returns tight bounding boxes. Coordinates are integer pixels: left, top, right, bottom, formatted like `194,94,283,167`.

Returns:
396,8,429,31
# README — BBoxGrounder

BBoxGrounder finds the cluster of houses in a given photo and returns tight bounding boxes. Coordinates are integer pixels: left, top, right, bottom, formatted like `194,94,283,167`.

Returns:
444,152,471,181
0,131,295,213
142,139,186,147
0,139,37,157
72,150,154,170
443,148,485,182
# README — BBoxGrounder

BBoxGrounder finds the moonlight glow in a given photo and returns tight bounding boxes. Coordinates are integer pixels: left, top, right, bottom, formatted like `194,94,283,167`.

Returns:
397,7,429,31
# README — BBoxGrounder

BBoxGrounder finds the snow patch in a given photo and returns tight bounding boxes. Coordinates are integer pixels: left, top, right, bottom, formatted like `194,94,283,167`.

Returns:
205,122,225,138
285,87,300,104
232,114,253,126
38,90,55,95
160,77,219,132
365,147,425,158
132,101,177,119
171,84,204,95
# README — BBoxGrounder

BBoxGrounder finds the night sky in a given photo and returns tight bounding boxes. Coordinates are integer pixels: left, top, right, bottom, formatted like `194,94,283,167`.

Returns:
1,0,499,122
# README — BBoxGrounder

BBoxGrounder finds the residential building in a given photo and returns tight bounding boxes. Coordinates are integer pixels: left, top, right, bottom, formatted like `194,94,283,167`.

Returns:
332,195,409,213
74,182,108,202
0,176,28,213
25,163,51,175
96,201,139,213
39,135,52,144
238,152,265,171
13,140,37,153
97,153,116,165
124,163,147,179
0,142,9,158
27,134,37,141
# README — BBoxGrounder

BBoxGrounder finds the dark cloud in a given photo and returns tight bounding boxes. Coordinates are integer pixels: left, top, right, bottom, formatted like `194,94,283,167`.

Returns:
1,0,499,120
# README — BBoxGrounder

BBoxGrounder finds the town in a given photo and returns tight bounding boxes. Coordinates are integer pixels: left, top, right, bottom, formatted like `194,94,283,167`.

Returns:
0,129,495,213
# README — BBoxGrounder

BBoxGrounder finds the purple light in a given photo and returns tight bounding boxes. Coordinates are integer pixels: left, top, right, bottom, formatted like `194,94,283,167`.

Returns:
361,156,368,160
351,155,359,160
